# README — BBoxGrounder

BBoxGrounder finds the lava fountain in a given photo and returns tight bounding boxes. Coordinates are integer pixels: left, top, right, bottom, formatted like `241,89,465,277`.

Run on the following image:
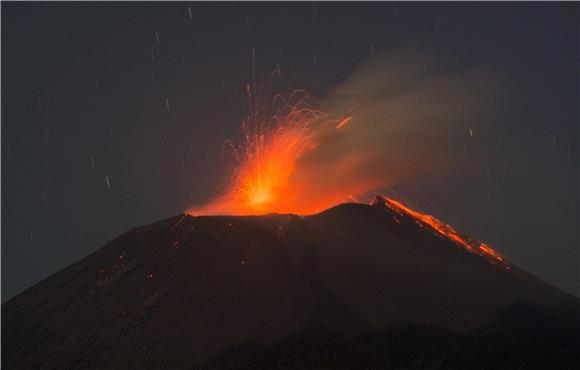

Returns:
187,88,352,216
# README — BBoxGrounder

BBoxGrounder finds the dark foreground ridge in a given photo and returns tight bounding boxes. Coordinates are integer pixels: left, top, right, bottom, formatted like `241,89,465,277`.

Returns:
3,198,580,369
197,302,580,370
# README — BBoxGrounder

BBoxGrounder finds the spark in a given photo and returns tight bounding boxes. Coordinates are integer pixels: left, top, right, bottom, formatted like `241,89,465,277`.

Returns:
165,97,171,111
336,116,353,129
187,5,192,18
150,49,155,62
106,175,111,189
90,156,95,169
468,128,474,137
155,31,160,44
251,48,256,95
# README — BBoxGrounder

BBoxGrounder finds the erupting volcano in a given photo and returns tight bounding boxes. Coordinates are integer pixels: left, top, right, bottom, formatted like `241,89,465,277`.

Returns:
4,2,578,369
5,74,578,370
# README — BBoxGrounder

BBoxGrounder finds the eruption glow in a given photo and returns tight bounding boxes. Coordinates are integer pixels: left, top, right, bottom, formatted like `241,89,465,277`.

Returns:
188,89,339,215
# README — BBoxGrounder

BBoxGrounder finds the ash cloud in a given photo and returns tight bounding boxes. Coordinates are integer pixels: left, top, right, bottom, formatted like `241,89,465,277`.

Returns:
292,50,500,205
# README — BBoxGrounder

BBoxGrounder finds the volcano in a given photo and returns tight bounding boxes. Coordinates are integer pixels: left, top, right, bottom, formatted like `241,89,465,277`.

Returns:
3,196,580,369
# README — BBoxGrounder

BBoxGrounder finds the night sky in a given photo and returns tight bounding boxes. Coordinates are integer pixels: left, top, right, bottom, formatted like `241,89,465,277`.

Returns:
2,2,578,301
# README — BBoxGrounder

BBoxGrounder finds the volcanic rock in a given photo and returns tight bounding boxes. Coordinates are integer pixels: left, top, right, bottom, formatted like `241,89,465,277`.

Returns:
3,197,579,369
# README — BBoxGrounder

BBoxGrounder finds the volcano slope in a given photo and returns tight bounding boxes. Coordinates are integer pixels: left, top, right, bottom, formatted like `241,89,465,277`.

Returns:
3,196,580,369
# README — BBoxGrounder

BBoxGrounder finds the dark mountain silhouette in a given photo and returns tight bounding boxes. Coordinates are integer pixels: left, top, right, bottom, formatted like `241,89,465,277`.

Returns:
3,196,579,369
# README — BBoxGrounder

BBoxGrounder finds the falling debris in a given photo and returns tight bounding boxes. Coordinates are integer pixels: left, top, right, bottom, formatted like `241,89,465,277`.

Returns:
369,42,375,56
468,128,474,137
155,31,160,44
164,97,171,111
552,136,557,148
106,175,111,189
187,5,192,18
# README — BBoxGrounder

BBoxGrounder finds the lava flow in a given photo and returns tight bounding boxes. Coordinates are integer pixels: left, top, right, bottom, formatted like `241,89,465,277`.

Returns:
372,195,511,270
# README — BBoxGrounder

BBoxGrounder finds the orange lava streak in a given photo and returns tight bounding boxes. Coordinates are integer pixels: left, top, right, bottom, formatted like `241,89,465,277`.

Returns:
375,196,510,270
336,116,353,129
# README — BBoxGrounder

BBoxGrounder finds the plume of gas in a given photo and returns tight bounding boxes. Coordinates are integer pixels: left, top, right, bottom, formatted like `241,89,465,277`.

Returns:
292,51,499,209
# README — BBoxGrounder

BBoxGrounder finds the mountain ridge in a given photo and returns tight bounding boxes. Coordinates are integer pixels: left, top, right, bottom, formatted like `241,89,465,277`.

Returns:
3,197,579,369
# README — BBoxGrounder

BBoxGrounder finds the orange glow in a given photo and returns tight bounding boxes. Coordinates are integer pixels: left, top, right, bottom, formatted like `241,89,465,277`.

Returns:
373,195,511,270
188,89,336,215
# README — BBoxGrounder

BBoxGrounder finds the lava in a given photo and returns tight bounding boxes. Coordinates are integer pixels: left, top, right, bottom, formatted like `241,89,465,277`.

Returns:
188,88,356,216
373,195,511,270
188,86,334,215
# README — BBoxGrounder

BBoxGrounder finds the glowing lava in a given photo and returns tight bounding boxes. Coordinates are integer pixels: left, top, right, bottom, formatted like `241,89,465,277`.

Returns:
372,195,511,270
188,90,336,215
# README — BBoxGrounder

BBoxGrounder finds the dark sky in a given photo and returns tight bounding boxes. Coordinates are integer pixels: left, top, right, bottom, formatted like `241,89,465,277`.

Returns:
2,2,578,301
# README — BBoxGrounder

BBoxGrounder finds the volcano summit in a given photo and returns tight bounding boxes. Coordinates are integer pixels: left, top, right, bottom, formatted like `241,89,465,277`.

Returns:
3,196,579,369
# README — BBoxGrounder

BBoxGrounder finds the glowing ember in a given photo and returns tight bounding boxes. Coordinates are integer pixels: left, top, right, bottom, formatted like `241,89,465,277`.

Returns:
373,195,511,270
